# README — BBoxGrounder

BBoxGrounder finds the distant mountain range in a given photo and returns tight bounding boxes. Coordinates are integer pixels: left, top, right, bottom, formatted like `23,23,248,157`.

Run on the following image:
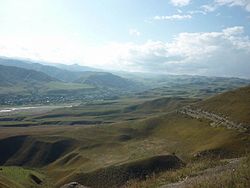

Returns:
75,72,138,90
0,57,139,90
0,64,58,87
0,58,89,82
52,63,100,72
0,57,249,105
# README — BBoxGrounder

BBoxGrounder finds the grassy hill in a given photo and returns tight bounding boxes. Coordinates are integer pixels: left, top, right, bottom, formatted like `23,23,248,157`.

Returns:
0,166,52,188
0,57,83,82
133,75,250,98
0,86,249,187
0,65,57,86
193,86,250,124
123,97,199,114
0,58,143,105
0,63,143,106
0,65,95,105
53,63,100,72
0,97,198,127
0,58,139,90
0,113,248,187
75,72,140,91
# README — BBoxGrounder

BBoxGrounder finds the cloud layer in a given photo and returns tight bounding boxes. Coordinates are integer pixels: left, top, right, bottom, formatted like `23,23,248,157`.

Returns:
203,0,250,12
0,27,250,78
216,0,250,11
170,0,191,7
89,26,250,78
153,14,192,21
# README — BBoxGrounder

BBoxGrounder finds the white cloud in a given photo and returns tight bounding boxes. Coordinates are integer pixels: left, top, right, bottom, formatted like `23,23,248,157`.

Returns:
177,9,183,13
222,26,244,35
92,26,250,78
188,10,207,15
154,14,192,21
129,28,141,37
170,0,191,7
216,0,250,11
0,27,250,78
201,4,218,12
202,0,250,12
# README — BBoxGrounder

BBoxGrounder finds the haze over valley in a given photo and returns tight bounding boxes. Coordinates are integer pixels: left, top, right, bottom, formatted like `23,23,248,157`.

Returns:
0,1,250,188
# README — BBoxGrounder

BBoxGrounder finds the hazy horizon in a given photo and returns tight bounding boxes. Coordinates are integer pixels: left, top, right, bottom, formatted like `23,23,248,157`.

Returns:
0,0,250,78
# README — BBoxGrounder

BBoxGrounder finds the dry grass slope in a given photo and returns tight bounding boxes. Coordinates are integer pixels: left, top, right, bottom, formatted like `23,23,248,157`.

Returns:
0,86,249,187
194,86,250,124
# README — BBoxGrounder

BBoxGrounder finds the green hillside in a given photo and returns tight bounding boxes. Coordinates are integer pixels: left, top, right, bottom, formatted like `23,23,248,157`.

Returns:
0,58,83,82
0,65,95,105
75,72,140,91
0,86,249,187
0,58,143,105
0,166,52,188
0,58,139,90
193,86,250,124
0,65,57,86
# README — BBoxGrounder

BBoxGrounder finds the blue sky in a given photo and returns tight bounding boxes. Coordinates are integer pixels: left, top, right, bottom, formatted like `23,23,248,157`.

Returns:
0,0,250,77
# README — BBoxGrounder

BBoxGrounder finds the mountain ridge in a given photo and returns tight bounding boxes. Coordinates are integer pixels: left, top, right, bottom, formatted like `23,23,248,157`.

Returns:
0,64,58,87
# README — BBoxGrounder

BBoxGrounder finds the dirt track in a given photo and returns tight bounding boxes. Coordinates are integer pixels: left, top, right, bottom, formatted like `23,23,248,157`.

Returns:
178,107,248,132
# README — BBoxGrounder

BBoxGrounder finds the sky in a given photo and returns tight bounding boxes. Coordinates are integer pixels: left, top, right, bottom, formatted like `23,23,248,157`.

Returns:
0,0,250,78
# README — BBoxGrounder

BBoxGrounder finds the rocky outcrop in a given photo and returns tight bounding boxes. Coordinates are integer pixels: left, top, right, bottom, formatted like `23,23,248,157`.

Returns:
178,107,248,132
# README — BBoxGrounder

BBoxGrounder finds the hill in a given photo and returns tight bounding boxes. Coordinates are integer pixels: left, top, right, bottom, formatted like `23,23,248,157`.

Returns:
0,58,140,89
124,97,199,114
0,57,84,82
52,63,100,72
0,58,142,105
75,72,140,91
0,65,57,86
0,58,139,90
0,86,249,187
193,86,250,124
